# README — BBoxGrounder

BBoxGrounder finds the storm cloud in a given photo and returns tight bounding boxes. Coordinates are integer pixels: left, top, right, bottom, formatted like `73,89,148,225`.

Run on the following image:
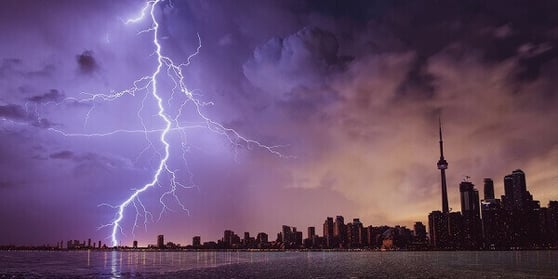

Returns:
26,89,65,103
76,50,98,74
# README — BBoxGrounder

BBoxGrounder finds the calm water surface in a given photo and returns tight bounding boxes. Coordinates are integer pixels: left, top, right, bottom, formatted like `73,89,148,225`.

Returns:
1,250,557,278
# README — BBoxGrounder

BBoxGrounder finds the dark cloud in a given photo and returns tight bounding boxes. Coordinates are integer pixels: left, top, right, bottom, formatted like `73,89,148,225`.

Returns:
49,150,133,170
49,150,74,160
243,26,344,97
26,89,65,103
0,104,27,121
76,50,98,74
0,104,53,128
0,58,55,79
0,58,22,77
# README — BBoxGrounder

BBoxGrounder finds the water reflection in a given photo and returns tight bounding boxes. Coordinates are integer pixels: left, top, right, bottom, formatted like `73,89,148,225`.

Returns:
87,249,90,267
1,250,558,278
86,250,558,278
110,250,120,279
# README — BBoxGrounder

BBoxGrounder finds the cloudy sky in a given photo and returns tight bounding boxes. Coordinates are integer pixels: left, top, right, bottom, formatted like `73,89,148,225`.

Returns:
1,0,558,246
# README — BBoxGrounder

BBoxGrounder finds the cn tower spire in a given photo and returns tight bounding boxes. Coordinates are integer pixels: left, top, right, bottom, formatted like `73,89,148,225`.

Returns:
439,116,444,159
437,116,449,213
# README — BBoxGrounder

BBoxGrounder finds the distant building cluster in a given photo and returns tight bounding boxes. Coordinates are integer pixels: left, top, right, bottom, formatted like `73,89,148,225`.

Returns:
63,239,107,250
429,170,558,250
0,239,110,251
429,120,558,250
176,217,427,250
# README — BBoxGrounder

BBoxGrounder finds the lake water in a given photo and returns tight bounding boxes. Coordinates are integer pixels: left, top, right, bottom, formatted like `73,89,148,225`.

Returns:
1,250,557,278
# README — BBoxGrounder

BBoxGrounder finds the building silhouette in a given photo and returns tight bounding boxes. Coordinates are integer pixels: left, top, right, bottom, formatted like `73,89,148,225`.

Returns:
306,227,317,248
459,180,482,249
481,179,505,249
221,230,241,248
437,118,449,214
483,178,495,200
501,169,541,247
429,118,452,249
428,211,447,248
413,222,427,242
548,202,558,246
333,216,346,248
256,232,268,244
192,236,201,248
157,235,164,249
323,217,334,248
347,218,363,248
425,119,558,250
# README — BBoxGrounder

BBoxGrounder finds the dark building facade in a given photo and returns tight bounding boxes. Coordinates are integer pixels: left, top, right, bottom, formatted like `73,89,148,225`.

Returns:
548,201,558,246
192,236,201,248
347,218,363,248
500,169,541,248
428,210,449,249
414,222,427,242
484,178,495,200
459,181,482,249
323,217,334,248
333,216,346,248
157,235,164,249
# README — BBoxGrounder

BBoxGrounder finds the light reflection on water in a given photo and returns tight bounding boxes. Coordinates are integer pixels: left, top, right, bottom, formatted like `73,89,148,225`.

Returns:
102,249,252,278
0,250,557,278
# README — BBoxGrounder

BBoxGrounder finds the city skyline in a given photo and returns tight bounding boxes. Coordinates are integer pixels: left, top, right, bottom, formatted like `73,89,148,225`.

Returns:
1,1,558,246
2,165,555,249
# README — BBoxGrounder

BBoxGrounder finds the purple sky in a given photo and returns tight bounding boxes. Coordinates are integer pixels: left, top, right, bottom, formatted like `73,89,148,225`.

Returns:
1,0,558,247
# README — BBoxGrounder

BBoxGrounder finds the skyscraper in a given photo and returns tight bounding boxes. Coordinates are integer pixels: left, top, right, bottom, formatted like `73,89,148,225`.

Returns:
323,217,334,248
192,236,201,248
333,216,346,247
256,232,268,244
157,235,164,249
483,178,494,200
223,230,234,248
480,177,505,249
414,222,427,242
460,181,480,214
437,118,449,214
459,180,482,249
502,169,536,211
307,227,316,239
548,201,558,246
347,218,363,247
243,232,252,246
428,211,449,248
282,225,293,244
306,226,317,248
501,169,540,247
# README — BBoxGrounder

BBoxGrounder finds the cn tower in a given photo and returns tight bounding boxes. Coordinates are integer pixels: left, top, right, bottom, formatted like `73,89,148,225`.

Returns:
437,117,449,213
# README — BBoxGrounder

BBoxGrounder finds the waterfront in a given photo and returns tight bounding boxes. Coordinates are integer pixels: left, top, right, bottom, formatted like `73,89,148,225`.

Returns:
1,250,557,278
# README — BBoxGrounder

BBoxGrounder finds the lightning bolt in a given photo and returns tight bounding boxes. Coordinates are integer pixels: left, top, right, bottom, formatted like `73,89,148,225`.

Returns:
38,0,289,247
